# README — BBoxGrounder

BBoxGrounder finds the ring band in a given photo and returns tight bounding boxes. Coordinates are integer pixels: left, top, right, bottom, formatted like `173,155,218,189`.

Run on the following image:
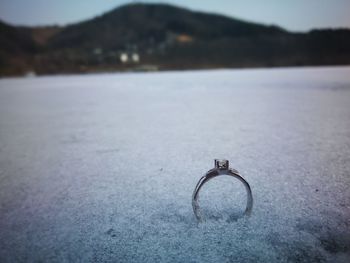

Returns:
192,159,253,222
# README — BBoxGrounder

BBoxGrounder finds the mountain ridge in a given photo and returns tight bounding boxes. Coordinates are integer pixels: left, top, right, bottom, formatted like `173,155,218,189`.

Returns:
1,3,350,76
48,3,287,49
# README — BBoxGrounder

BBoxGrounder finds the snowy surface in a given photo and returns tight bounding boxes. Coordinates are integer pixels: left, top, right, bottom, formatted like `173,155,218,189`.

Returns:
0,67,349,262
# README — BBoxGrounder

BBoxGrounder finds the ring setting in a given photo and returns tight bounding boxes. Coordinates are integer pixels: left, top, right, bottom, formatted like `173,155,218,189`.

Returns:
192,159,253,222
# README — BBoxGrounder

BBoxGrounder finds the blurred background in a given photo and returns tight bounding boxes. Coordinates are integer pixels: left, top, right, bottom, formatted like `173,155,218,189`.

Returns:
1,0,350,76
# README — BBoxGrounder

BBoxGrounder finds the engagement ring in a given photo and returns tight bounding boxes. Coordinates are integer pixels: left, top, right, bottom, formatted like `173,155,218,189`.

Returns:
192,159,253,222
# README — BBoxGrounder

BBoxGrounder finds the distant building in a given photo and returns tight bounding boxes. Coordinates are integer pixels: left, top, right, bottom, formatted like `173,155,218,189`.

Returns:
93,48,102,55
176,34,193,43
119,52,140,64
24,71,36,78
131,53,140,63
120,53,128,63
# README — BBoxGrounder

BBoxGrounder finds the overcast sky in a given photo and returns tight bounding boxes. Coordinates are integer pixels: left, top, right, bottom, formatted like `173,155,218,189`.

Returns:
0,0,349,31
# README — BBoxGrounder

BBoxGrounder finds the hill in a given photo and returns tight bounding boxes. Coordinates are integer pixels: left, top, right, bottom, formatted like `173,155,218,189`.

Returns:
49,3,286,49
1,3,350,76
0,21,39,75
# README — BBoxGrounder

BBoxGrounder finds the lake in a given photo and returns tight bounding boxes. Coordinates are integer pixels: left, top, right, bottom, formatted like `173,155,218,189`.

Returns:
0,66,349,262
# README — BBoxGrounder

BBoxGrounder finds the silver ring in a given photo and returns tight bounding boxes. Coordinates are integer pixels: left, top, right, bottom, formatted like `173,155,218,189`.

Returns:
192,159,253,222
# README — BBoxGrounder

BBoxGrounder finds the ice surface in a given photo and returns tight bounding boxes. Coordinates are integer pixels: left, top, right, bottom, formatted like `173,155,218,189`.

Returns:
0,67,349,262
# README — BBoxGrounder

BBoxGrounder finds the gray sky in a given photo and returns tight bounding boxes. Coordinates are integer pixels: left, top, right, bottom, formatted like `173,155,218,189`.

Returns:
0,0,349,31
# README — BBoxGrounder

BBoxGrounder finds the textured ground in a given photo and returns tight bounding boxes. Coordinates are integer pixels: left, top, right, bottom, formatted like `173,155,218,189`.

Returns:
0,67,349,262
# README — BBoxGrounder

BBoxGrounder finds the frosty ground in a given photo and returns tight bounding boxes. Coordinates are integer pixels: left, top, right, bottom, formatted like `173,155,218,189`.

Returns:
0,67,349,262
